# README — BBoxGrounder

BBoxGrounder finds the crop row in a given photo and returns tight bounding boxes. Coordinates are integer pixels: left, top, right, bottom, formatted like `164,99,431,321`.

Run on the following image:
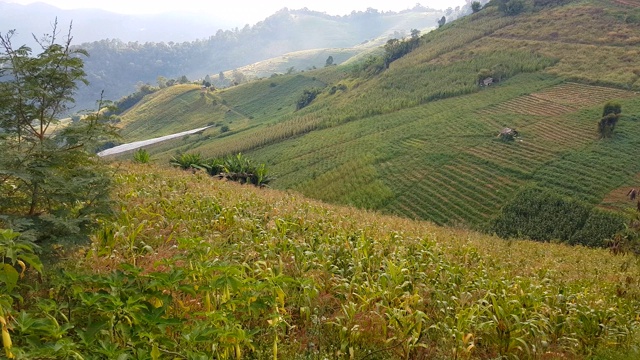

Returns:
531,82,636,107
478,94,576,117
379,153,526,226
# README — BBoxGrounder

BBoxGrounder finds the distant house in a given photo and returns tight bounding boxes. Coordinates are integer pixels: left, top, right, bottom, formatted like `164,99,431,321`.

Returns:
481,77,494,87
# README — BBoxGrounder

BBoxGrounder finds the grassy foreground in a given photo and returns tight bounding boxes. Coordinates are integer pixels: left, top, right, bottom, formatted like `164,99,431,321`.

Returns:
9,163,640,359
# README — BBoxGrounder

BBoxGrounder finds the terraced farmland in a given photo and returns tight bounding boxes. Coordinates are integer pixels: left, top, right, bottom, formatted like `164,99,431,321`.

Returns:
250,79,639,227
116,0,640,230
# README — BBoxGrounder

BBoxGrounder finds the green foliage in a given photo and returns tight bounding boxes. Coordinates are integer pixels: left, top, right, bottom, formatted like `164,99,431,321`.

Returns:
472,1,482,12
438,16,447,28
295,88,321,110
497,0,526,15
349,55,386,77
325,55,334,67
0,228,42,359
491,187,625,246
383,36,420,68
174,153,273,187
603,101,622,117
132,148,150,163
598,102,622,139
598,113,620,138
108,83,158,115
169,152,204,170
0,23,115,241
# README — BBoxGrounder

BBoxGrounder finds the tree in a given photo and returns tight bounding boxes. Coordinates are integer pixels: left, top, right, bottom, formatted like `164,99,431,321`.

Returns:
597,102,622,138
232,69,247,85
0,21,115,241
325,55,334,67
411,29,421,39
472,1,482,13
296,88,321,110
157,76,168,88
438,16,447,28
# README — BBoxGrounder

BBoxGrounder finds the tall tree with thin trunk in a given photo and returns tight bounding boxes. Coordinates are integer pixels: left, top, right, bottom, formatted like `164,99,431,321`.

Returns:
0,20,115,241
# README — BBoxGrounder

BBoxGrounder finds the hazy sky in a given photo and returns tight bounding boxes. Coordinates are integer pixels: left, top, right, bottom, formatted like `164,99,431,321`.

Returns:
5,1,468,25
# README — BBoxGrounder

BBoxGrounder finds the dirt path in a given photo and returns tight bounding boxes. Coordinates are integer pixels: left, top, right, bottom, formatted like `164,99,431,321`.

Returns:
98,126,212,157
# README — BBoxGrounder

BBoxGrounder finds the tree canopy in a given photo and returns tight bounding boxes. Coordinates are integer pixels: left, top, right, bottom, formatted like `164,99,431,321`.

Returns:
0,21,115,241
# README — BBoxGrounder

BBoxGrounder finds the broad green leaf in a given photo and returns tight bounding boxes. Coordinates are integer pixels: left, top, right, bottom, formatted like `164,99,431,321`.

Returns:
0,264,19,292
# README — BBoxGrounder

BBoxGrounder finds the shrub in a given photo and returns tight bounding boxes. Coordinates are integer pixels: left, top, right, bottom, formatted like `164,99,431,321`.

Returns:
598,102,622,138
169,153,204,170
602,101,622,117
598,113,620,138
132,148,150,163
296,89,321,110
498,0,526,15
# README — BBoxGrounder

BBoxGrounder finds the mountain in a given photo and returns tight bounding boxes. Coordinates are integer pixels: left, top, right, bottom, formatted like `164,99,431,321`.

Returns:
73,6,452,111
0,1,237,46
112,0,640,246
1,2,455,111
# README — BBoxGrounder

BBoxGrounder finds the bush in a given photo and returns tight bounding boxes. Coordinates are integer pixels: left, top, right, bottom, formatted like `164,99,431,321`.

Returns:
602,101,622,117
598,102,622,138
170,153,204,170
296,89,321,110
172,153,272,187
132,148,150,163
498,0,526,15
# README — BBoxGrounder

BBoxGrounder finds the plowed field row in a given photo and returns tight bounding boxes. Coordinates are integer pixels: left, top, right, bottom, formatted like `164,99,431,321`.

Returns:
525,121,593,145
531,83,636,107
478,95,576,116
382,153,526,225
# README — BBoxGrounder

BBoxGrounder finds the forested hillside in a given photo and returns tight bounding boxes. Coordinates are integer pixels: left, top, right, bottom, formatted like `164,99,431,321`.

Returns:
114,0,640,246
74,6,456,111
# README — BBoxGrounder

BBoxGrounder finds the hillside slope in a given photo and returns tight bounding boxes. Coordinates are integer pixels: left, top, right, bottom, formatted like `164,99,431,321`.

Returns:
74,6,450,111
116,0,640,234
13,162,637,358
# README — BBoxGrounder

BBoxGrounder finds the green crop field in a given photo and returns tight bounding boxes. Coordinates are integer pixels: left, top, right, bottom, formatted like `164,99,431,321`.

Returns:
115,0,640,232
8,163,640,359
